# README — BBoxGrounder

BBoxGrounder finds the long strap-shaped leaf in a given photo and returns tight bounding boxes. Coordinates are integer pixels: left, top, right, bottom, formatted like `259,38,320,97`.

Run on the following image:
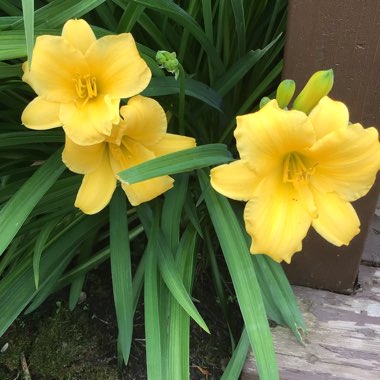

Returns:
0,148,65,256
144,208,163,379
0,212,107,336
110,187,133,364
113,0,224,73
221,329,250,380
198,169,278,380
21,0,34,64
137,204,209,333
168,226,197,380
118,144,232,185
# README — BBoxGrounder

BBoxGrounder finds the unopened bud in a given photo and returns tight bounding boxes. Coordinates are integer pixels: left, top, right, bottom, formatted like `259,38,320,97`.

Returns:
292,69,334,114
259,97,271,109
156,50,180,79
276,79,295,109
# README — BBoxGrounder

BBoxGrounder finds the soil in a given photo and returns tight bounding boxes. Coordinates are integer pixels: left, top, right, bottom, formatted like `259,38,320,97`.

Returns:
0,257,242,380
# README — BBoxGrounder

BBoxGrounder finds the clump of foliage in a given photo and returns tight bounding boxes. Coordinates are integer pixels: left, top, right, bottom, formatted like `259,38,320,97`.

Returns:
0,1,306,379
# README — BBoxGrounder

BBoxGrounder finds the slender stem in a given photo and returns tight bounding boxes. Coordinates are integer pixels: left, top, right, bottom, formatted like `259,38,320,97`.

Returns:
178,64,186,135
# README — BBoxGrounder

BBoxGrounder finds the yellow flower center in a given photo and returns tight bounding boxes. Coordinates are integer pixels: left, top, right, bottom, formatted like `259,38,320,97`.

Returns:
282,152,315,184
73,74,97,107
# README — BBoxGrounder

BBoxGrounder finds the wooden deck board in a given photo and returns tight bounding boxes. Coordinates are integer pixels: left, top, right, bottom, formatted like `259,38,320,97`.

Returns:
242,266,380,379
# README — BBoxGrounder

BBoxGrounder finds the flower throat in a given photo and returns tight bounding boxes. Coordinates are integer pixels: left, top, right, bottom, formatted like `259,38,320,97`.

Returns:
282,152,315,184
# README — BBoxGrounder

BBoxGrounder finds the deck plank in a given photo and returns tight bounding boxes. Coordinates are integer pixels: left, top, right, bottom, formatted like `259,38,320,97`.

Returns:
242,266,380,379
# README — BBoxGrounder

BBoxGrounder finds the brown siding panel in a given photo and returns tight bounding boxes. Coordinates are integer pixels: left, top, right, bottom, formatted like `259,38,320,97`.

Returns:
282,0,380,293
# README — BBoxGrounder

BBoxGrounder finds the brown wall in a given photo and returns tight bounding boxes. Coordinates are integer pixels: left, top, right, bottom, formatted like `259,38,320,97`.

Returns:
282,0,380,293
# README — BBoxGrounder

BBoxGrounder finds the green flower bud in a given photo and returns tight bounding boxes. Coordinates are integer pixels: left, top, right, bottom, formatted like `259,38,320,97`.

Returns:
156,50,180,79
276,79,296,109
259,97,271,109
292,69,334,114
155,51,167,66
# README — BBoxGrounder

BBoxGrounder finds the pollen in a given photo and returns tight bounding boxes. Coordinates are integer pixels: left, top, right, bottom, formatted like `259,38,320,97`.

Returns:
283,152,316,184
73,74,97,107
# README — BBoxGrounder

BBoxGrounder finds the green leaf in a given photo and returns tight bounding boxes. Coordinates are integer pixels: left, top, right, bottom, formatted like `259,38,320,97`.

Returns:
0,1,21,16
219,59,283,143
118,144,232,184
201,0,213,44
144,208,163,379
205,227,235,348
0,131,64,147
117,2,145,33
0,212,107,336
110,187,133,364
58,225,143,287
13,0,106,29
21,0,34,64
214,34,281,96
114,0,224,73
184,196,203,238
221,329,250,380
0,63,22,79
198,169,278,380
143,77,222,111
33,216,60,289
255,255,306,341
138,204,209,333
0,148,65,256
230,0,246,57
168,226,197,380
68,235,95,311
161,173,189,252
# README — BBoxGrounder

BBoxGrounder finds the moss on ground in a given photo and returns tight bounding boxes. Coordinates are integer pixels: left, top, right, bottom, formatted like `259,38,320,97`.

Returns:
0,264,239,380
0,301,119,380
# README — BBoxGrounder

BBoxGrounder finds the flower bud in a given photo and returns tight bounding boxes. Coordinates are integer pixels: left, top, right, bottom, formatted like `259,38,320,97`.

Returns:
259,97,271,109
292,69,334,114
276,79,295,109
156,50,180,79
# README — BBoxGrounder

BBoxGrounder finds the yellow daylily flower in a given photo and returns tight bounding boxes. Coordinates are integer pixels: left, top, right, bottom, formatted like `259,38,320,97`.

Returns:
62,96,196,214
21,19,151,145
211,97,380,263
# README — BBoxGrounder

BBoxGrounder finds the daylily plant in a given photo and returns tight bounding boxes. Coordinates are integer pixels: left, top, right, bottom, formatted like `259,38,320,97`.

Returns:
211,96,380,263
21,19,151,145
62,95,196,214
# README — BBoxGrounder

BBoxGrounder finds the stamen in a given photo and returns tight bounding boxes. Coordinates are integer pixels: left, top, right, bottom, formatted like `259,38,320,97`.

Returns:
73,74,97,107
283,153,316,184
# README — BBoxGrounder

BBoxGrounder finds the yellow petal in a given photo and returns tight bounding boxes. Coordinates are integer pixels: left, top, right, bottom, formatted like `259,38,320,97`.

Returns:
309,123,380,201
62,136,105,174
244,169,312,263
122,176,174,206
118,96,167,146
86,34,151,99
109,140,173,205
62,19,96,54
24,35,88,102
309,96,349,139
210,160,259,201
150,134,196,157
110,138,155,174
311,187,360,246
235,100,315,175
75,148,116,214
21,97,61,129
60,95,119,145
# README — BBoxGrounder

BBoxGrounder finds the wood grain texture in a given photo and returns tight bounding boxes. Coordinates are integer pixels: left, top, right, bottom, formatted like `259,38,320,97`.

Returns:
282,0,380,293
242,266,380,379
